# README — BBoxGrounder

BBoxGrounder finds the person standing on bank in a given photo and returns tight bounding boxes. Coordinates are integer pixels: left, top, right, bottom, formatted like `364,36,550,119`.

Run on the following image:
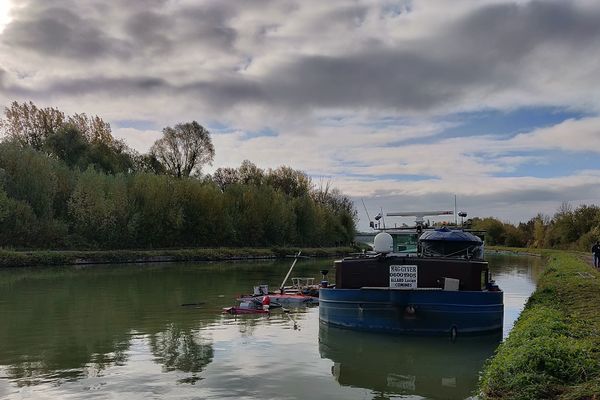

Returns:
592,241,600,268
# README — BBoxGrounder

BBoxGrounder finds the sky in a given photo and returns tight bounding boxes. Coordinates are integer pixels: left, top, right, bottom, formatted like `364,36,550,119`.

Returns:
1,0,600,230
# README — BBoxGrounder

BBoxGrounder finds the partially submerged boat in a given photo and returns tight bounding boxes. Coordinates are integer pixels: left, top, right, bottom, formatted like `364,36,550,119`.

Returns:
222,306,270,315
223,297,283,315
237,285,319,305
319,211,503,336
236,251,320,306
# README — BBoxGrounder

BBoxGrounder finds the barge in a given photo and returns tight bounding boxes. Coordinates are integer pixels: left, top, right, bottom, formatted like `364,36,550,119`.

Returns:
319,211,503,336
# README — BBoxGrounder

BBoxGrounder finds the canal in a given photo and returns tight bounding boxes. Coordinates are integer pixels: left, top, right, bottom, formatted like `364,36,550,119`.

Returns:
0,254,542,400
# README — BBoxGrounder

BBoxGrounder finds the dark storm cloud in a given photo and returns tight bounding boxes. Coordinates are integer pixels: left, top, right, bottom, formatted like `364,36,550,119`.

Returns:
135,0,600,112
122,3,240,55
262,49,479,111
448,1,600,63
124,11,173,54
2,73,263,111
173,4,239,47
2,0,241,59
253,0,600,112
3,0,600,113
47,76,170,96
2,5,130,59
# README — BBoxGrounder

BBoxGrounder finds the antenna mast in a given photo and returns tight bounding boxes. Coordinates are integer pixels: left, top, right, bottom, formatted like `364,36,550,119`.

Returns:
454,195,458,226
361,199,372,225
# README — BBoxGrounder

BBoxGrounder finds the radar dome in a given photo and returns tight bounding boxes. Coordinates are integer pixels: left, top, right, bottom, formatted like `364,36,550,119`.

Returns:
373,232,393,254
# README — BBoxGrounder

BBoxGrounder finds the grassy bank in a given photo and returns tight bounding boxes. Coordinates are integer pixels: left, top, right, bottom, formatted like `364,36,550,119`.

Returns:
0,246,355,268
480,250,600,399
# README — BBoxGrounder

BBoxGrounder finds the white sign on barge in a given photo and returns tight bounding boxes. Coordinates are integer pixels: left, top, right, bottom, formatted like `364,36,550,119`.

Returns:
389,265,418,289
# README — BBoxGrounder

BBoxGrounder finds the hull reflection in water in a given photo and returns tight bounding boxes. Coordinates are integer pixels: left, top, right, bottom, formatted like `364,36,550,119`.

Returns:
319,323,501,399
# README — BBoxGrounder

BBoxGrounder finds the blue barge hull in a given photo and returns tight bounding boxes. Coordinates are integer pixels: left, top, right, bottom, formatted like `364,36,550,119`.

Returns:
319,287,503,335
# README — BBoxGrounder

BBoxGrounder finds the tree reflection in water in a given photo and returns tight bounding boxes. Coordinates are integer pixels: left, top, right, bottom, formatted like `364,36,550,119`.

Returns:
149,324,214,384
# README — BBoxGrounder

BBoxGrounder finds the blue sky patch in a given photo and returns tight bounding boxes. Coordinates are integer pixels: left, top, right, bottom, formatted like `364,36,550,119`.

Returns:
115,119,157,130
389,106,587,147
490,149,599,178
242,128,278,139
341,172,437,181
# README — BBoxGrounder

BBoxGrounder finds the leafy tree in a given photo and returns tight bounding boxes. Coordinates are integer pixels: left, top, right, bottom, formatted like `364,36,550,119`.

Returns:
0,101,117,151
266,166,311,197
211,160,264,191
44,125,90,168
151,121,214,178
84,140,136,174
44,125,136,174
67,113,113,144
532,214,549,248
0,141,58,220
503,224,527,247
134,153,166,175
572,205,600,238
0,101,65,150
127,174,184,247
67,169,129,247
472,217,508,246
0,109,357,249
238,160,264,186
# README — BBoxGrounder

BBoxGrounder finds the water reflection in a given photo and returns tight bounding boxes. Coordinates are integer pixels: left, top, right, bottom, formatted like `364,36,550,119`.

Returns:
319,323,501,399
149,324,214,384
0,260,329,389
0,255,541,400
486,253,543,337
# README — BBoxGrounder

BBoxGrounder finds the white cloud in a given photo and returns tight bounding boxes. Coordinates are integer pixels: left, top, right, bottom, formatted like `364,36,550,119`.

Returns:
512,117,600,152
111,127,162,153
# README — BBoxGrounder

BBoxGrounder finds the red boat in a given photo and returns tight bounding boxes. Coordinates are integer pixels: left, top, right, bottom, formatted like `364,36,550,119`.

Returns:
237,292,318,305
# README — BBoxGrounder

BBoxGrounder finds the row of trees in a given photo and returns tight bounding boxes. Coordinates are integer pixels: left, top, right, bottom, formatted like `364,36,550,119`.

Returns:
0,101,356,249
0,101,217,177
471,202,600,251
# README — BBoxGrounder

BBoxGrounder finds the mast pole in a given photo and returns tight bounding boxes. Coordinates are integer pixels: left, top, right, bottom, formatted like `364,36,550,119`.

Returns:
280,250,302,292
454,195,457,226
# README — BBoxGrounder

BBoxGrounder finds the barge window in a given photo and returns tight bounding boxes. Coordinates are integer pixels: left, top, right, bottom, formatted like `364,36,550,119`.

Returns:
394,233,418,253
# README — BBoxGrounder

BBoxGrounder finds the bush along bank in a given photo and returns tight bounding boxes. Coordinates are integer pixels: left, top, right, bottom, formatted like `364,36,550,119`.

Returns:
0,246,356,268
479,251,600,400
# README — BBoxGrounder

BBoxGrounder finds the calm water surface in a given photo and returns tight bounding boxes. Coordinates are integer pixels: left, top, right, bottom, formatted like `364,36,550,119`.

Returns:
0,254,542,400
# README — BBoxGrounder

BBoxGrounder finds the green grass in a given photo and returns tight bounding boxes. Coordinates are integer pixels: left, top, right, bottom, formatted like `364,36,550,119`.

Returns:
0,246,355,268
480,250,600,399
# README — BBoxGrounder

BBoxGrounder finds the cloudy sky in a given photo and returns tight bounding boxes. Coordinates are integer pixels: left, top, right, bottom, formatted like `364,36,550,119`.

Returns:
1,0,600,229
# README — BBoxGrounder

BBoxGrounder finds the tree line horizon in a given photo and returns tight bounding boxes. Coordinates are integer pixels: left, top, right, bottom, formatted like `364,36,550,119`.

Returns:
0,101,356,249
358,201,599,252
0,101,594,252
469,202,600,252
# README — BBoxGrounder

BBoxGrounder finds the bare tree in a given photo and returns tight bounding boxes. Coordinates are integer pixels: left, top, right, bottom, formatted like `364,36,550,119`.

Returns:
212,167,239,190
151,121,215,178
